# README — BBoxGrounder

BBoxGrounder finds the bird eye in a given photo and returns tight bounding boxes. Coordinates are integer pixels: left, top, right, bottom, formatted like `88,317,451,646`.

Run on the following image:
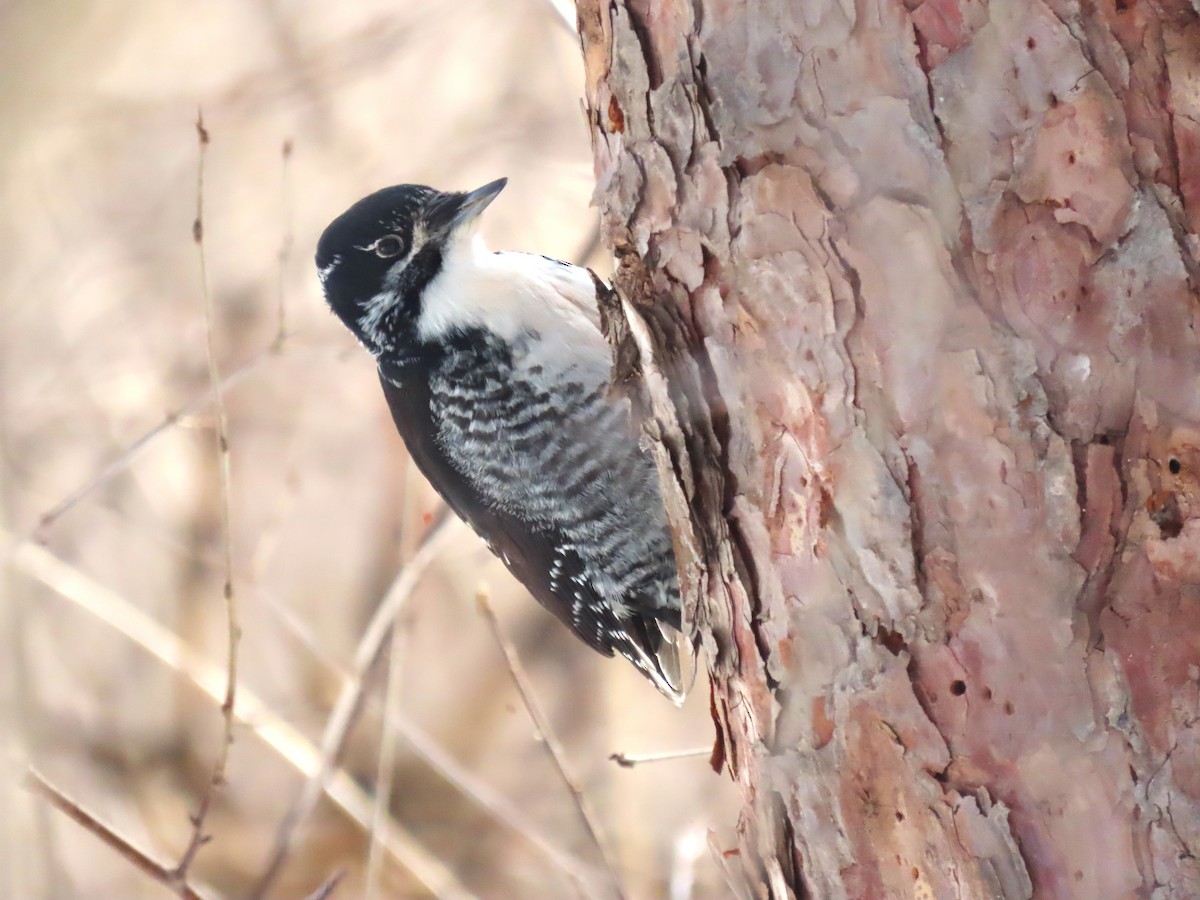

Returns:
374,235,406,259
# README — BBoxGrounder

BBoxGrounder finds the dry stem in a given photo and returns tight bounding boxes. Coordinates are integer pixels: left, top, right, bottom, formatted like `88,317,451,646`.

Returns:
250,515,460,898
477,589,627,900
26,769,216,900
168,108,241,887
6,531,474,899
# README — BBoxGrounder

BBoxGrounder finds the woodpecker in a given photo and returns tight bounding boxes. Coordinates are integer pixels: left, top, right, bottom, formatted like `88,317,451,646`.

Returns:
316,178,687,701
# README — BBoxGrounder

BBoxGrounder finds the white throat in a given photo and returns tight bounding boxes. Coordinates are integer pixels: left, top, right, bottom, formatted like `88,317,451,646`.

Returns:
415,235,605,351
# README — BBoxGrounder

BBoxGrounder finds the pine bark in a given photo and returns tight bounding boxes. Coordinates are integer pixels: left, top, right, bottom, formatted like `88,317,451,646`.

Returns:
578,0,1200,896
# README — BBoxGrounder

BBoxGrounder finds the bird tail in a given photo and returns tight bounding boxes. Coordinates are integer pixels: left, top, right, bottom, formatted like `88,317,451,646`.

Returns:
624,617,695,705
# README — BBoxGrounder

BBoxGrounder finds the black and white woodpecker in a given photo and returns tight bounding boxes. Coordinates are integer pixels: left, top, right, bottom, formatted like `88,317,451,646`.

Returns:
316,178,688,702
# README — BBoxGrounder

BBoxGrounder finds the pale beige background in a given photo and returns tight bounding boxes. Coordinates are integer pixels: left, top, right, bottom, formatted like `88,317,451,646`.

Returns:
0,2,736,897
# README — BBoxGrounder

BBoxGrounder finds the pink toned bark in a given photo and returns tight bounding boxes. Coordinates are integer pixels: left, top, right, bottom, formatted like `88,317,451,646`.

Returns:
578,0,1200,896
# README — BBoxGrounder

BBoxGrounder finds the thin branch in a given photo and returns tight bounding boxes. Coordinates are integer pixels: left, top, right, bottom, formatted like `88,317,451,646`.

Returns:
34,347,274,536
250,515,461,899
23,518,611,894
608,747,711,768
301,870,345,900
706,832,755,900
4,530,475,900
35,137,296,542
241,514,604,892
477,589,626,900
276,138,294,343
365,462,421,899
393,714,605,892
25,769,216,900
365,620,404,900
9,526,596,893
170,108,240,886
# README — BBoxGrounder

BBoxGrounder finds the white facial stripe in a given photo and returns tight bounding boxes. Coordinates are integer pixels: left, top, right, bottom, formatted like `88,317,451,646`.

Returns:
357,289,395,355
353,232,400,252
317,254,341,285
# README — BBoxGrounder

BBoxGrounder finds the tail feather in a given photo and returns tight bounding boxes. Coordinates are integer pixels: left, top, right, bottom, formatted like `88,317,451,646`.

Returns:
621,616,695,705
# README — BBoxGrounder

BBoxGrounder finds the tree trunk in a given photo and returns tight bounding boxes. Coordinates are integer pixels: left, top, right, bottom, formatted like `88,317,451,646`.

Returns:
577,0,1200,896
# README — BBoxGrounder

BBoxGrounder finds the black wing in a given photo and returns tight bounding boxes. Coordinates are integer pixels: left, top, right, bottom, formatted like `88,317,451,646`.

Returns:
378,367,617,656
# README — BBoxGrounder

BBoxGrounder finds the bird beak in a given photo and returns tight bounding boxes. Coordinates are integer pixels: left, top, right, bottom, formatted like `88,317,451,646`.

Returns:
429,177,508,233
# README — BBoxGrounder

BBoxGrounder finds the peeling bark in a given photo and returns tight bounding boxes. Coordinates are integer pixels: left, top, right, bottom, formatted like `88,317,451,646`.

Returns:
578,0,1200,896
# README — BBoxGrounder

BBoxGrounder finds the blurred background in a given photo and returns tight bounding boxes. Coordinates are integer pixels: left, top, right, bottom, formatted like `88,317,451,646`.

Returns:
0,2,737,898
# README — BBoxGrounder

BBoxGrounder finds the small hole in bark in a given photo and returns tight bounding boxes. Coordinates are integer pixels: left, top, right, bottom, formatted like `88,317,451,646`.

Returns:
1048,92,1059,107
818,486,834,527
1115,0,1128,10
1004,701,1015,715
607,95,626,133
1169,457,1182,474
951,680,967,696
983,687,993,701
933,770,948,783
912,867,920,880
1150,492,1184,538
1067,151,1077,165
896,810,905,822
1075,871,1084,882
877,625,908,656
1026,37,1036,49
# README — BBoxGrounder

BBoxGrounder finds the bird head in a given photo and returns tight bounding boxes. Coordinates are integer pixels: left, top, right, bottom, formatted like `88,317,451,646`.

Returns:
316,178,507,361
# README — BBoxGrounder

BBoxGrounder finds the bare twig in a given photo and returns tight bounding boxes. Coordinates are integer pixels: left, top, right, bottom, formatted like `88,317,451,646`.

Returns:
301,869,345,900
34,347,274,536
608,747,711,768
170,108,240,886
364,462,421,900
244,520,604,891
276,138,294,343
4,531,475,900
393,714,605,892
250,515,460,899
25,769,216,900
477,589,627,900
10,525,596,895
706,832,755,900
252,561,607,890
34,133,300,541
366,639,404,899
